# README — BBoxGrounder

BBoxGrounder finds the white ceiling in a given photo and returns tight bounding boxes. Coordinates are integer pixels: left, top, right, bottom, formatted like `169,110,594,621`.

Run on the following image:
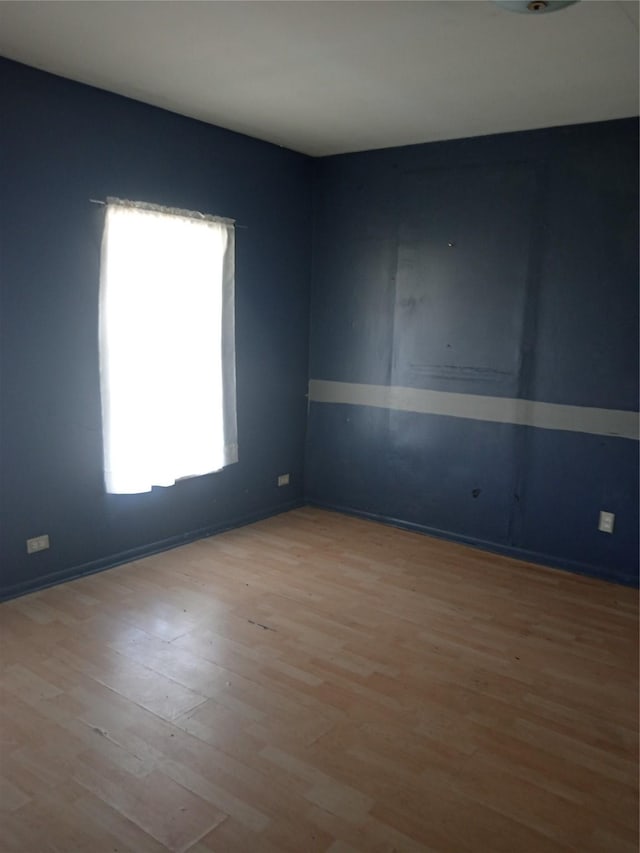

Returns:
0,1,637,156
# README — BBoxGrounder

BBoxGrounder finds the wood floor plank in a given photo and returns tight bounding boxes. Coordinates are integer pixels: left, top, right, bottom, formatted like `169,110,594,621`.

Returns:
1,507,637,852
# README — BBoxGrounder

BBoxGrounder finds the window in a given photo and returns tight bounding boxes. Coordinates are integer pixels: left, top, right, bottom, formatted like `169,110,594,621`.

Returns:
99,199,237,494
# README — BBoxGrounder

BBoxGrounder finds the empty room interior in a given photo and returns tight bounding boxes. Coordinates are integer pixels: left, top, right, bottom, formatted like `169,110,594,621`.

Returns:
1,1,639,851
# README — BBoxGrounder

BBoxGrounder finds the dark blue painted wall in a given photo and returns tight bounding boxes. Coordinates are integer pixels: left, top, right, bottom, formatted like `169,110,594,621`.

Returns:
0,59,311,597
307,119,639,585
2,58,637,594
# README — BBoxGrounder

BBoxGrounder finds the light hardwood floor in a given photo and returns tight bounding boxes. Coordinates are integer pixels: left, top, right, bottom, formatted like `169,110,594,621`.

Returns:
1,507,638,853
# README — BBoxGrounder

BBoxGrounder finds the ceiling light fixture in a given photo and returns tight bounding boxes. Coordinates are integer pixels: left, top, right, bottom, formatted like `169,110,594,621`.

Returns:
494,1,579,13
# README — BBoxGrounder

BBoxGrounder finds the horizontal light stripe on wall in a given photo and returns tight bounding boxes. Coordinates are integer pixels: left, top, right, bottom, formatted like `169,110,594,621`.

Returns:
309,380,640,441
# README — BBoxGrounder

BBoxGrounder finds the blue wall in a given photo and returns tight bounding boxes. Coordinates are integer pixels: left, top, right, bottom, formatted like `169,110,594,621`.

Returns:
307,119,639,585
2,58,638,595
0,59,311,597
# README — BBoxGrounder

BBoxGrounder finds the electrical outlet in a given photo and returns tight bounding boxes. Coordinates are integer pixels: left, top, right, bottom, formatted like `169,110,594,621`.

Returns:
26,534,50,554
277,473,290,487
598,511,615,534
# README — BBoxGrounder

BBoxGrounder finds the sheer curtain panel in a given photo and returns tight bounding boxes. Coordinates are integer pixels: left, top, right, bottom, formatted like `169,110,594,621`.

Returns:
99,200,237,494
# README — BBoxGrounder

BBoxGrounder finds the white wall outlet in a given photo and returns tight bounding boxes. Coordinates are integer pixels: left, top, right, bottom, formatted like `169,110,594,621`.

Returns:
598,511,615,534
26,534,50,554
277,473,290,487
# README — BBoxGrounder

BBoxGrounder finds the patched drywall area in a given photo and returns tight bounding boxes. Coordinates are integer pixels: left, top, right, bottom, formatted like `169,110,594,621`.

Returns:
307,119,639,584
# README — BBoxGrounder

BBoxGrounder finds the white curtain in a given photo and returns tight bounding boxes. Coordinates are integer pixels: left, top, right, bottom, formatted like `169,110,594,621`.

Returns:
99,200,237,494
